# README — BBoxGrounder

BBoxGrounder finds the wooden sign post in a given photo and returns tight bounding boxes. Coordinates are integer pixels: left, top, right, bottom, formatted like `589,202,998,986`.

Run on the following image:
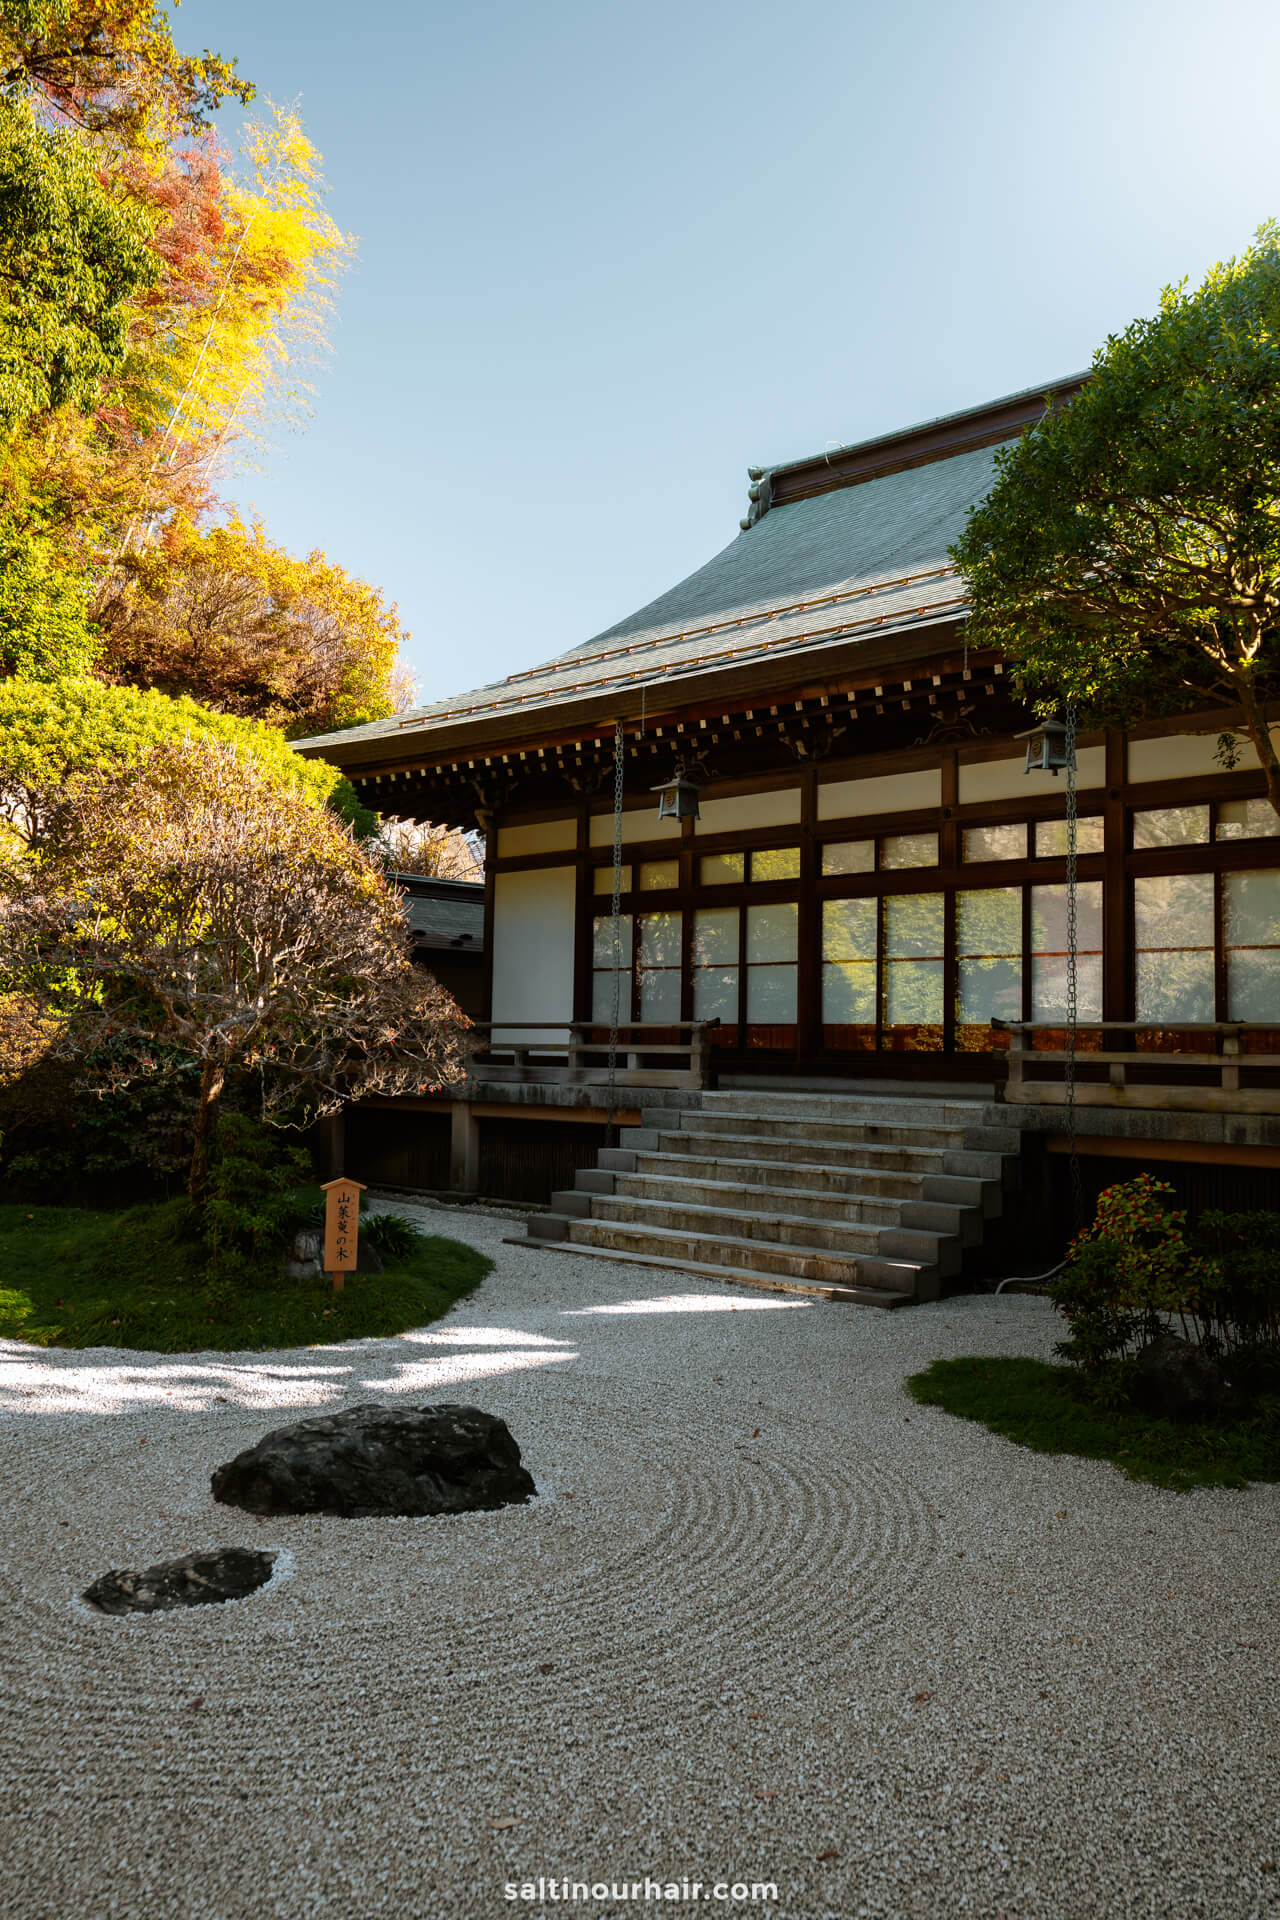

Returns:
321,1177,366,1292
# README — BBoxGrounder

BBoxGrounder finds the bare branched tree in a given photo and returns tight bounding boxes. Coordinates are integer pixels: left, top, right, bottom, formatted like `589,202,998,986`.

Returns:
371,820,484,882
2,739,473,1210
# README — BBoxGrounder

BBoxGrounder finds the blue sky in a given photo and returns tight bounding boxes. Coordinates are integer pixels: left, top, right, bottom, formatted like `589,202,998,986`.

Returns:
178,0,1280,703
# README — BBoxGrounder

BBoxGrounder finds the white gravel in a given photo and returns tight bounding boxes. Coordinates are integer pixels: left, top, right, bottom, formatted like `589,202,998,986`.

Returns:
0,1201,1276,1920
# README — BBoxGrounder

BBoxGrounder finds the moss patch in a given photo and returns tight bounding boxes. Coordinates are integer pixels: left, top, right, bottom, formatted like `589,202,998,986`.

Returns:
907,1355,1280,1492
0,1201,491,1353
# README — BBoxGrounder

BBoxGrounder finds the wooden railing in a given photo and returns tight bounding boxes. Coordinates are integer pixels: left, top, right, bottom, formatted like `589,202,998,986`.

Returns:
468,1020,721,1091
997,1021,1280,1113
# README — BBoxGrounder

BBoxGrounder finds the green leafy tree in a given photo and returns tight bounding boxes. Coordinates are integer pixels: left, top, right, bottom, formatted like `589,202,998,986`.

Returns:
953,224,1280,816
0,673,347,848
0,509,96,674
0,92,157,426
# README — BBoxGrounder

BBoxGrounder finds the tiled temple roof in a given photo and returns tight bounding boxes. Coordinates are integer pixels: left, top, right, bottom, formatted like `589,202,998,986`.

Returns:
298,376,1084,768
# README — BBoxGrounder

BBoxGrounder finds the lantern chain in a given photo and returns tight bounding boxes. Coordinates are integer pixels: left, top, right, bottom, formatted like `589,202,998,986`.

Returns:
1064,704,1084,1229
606,717,625,1139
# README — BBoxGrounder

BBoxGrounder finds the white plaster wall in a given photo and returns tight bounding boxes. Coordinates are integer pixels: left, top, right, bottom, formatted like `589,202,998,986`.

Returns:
1128,728,1280,784
958,745,1105,805
589,806,682,847
818,767,941,820
697,788,801,834
497,816,577,857
490,865,576,1043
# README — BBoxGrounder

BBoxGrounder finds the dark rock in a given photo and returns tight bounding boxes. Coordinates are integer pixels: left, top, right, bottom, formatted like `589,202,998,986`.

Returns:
210,1402,536,1517
84,1547,276,1615
285,1228,323,1280
356,1237,383,1274
1133,1332,1241,1422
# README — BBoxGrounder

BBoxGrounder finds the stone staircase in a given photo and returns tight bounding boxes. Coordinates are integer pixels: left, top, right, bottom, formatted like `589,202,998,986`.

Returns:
521,1089,1023,1306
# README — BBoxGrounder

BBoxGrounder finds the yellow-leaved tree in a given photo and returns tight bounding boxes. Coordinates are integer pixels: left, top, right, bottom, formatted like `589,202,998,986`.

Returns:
97,513,410,735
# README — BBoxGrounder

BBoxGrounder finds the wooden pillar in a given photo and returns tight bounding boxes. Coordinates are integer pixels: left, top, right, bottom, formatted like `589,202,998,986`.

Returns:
320,1109,345,1180
1103,728,1129,1021
797,765,820,1061
449,1100,480,1192
573,801,594,1025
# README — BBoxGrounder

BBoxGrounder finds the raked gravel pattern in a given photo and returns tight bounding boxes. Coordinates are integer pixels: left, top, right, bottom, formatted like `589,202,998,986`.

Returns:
0,1202,1276,1920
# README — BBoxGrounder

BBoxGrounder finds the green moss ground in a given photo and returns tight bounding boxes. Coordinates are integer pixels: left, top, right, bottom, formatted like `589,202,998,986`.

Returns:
907,1355,1280,1492
0,1201,492,1353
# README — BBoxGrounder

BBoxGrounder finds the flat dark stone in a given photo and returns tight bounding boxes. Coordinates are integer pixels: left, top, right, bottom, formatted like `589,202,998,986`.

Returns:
1133,1331,1242,1422
84,1547,276,1615
210,1402,537,1518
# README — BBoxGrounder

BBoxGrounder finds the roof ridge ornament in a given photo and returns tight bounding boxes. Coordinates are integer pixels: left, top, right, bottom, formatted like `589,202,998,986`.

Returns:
740,466,773,532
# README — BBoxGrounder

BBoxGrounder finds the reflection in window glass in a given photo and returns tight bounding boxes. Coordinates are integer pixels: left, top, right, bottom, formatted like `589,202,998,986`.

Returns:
1033,817,1105,856
746,902,797,1023
822,840,874,876
962,824,1026,862
822,898,876,1025
882,893,944,1041
881,832,938,870
746,903,798,963
747,965,798,1021
750,846,801,882
638,859,679,890
692,908,739,1022
592,913,633,967
591,913,633,1023
593,864,632,894
1216,799,1280,841
1134,874,1214,1022
1132,805,1209,848
636,911,682,1022
956,889,1022,1039
1225,870,1280,1019
699,852,744,885
638,911,680,966
1030,884,1102,1020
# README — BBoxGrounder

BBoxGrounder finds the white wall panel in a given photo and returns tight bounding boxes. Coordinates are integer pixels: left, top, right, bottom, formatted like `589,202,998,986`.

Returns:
959,745,1104,804
818,767,941,820
1128,728,1280,784
589,806,681,846
490,865,576,1043
497,816,577,857
696,788,801,834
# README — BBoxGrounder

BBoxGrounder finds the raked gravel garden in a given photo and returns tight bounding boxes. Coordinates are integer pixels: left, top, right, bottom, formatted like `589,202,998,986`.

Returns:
0,1199,1276,1920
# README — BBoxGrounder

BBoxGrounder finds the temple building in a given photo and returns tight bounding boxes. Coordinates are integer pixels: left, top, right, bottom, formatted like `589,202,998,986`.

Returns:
298,377,1280,1291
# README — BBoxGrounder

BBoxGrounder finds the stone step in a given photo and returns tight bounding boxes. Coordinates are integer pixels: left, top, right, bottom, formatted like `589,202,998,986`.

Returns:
898,1198,984,1246
539,1091,1027,1308
646,1130,954,1176
676,1111,971,1151
610,1170,902,1229
693,1092,990,1126
920,1171,1004,1217
585,1191,886,1256
877,1226,961,1277
680,1103,1023,1157
513,1238,911,1307
566,1216,934,1294
625,1149,928,1203
942,1147,1018,1185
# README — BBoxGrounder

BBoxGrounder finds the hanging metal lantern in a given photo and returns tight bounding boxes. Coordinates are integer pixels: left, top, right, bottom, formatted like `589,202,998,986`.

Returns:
652,763,702,822
1017,717,1076,777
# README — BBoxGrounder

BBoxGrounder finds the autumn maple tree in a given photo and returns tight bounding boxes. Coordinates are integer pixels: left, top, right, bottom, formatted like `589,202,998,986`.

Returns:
0,3,406,726
3,739,471,1211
